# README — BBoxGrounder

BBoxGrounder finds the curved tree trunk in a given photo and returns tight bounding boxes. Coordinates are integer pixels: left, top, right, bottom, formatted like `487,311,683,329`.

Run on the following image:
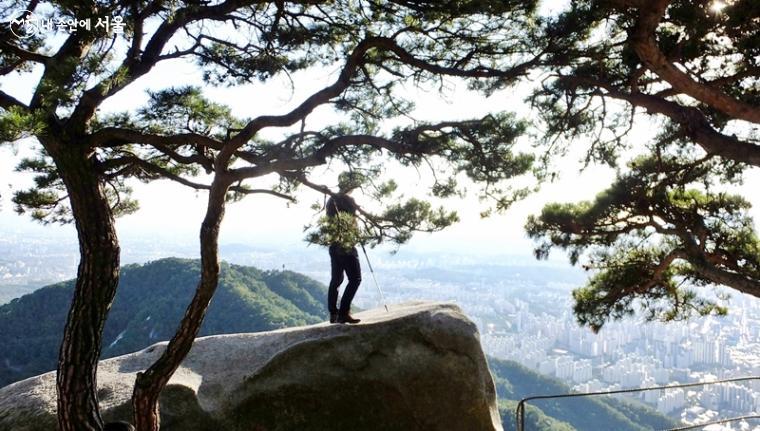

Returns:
132,179,230,431
49,141,120,431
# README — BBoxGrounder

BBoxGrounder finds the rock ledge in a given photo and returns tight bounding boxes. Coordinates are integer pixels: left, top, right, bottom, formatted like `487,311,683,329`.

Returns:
0,301,502,431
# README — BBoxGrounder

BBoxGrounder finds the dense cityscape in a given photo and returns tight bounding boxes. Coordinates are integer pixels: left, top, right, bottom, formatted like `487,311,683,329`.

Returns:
2,232,759,430
360,260,760,430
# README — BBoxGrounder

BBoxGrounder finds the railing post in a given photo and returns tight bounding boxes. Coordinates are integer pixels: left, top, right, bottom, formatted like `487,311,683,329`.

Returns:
515,400,525,431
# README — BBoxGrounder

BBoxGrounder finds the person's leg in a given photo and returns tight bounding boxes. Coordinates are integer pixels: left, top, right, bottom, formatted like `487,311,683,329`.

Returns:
327,247,345,320
338,250,361,322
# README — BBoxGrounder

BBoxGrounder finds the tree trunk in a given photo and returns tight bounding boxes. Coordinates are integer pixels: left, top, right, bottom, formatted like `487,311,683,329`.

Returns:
132,179,230,431
48,141,120,431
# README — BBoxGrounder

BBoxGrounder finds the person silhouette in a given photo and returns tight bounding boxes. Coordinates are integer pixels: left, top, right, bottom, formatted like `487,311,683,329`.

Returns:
325,172,363,324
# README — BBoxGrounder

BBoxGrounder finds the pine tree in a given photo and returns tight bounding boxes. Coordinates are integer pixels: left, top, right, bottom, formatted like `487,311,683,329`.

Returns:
1,1,548,429
525,0,760,330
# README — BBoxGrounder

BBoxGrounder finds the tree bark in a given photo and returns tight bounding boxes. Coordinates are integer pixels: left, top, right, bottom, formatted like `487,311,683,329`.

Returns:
131,178,230,431
47,139,120,431
560,75,760,167
629,0,760,125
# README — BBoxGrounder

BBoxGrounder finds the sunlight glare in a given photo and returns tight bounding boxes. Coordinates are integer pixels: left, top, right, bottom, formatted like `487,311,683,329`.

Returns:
710,1,727,13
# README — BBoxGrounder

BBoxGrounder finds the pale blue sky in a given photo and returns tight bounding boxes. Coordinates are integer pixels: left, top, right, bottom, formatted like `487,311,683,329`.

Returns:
1,1,757,260
0,58,624,257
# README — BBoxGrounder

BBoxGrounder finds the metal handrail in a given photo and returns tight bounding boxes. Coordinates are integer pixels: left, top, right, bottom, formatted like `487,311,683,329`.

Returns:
515,376,760,431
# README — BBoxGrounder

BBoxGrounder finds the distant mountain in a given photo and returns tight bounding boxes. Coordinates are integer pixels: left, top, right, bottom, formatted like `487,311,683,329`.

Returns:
0,258,327,387
0,259,678,430
0,284,41,306
489,358,678,431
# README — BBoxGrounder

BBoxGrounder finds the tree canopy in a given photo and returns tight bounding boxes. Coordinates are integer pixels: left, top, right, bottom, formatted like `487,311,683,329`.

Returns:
1,0,759,428
530,0,759,167
526,0,760,330
4,0,545,241
1,1,550,429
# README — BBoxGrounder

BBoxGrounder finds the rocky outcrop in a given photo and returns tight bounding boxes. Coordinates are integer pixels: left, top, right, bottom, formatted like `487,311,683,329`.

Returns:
0,301,502,431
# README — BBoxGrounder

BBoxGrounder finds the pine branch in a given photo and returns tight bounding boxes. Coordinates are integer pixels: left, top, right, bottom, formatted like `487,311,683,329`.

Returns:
629,0,760,124
0,90,27,110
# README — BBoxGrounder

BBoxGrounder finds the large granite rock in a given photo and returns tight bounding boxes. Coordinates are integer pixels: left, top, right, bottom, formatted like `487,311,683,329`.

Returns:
0,301,502,431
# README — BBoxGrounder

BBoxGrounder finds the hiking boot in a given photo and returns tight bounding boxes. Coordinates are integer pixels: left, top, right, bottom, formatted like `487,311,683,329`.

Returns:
329,312,338,324
337,313,361,324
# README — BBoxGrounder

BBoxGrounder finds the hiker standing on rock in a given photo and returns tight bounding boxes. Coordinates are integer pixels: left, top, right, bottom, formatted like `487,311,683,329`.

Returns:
324,172,364,324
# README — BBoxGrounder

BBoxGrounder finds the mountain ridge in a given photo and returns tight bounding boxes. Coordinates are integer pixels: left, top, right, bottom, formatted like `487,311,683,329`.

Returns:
1,257,676,430
0,257,326,387
0,302,503,431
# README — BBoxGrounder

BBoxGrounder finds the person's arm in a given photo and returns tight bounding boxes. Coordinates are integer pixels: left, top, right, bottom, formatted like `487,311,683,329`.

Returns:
346,195,359,214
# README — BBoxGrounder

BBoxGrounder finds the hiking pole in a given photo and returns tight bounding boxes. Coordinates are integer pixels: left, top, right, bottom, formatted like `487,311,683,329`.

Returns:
359,243,389,312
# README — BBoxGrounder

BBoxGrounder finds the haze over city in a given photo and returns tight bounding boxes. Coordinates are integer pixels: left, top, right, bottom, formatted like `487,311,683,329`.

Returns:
1,0,759,429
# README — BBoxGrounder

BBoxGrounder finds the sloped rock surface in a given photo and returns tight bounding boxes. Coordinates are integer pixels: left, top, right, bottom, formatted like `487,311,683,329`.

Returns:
0,301,502,431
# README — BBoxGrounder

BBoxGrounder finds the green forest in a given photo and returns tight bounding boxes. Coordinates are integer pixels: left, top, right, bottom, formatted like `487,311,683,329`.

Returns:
1,258,675,430
0,258,325,387
2,0,757,428
491,358,676,431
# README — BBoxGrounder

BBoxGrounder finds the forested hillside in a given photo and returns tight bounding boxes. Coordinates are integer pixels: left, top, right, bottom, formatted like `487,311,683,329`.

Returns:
490,358,677,431
0,258,326,387
0,259,679,430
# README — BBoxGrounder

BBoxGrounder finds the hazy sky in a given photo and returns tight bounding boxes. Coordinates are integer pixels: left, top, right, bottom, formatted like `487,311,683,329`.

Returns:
0,57,623,257
1,6,757,262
